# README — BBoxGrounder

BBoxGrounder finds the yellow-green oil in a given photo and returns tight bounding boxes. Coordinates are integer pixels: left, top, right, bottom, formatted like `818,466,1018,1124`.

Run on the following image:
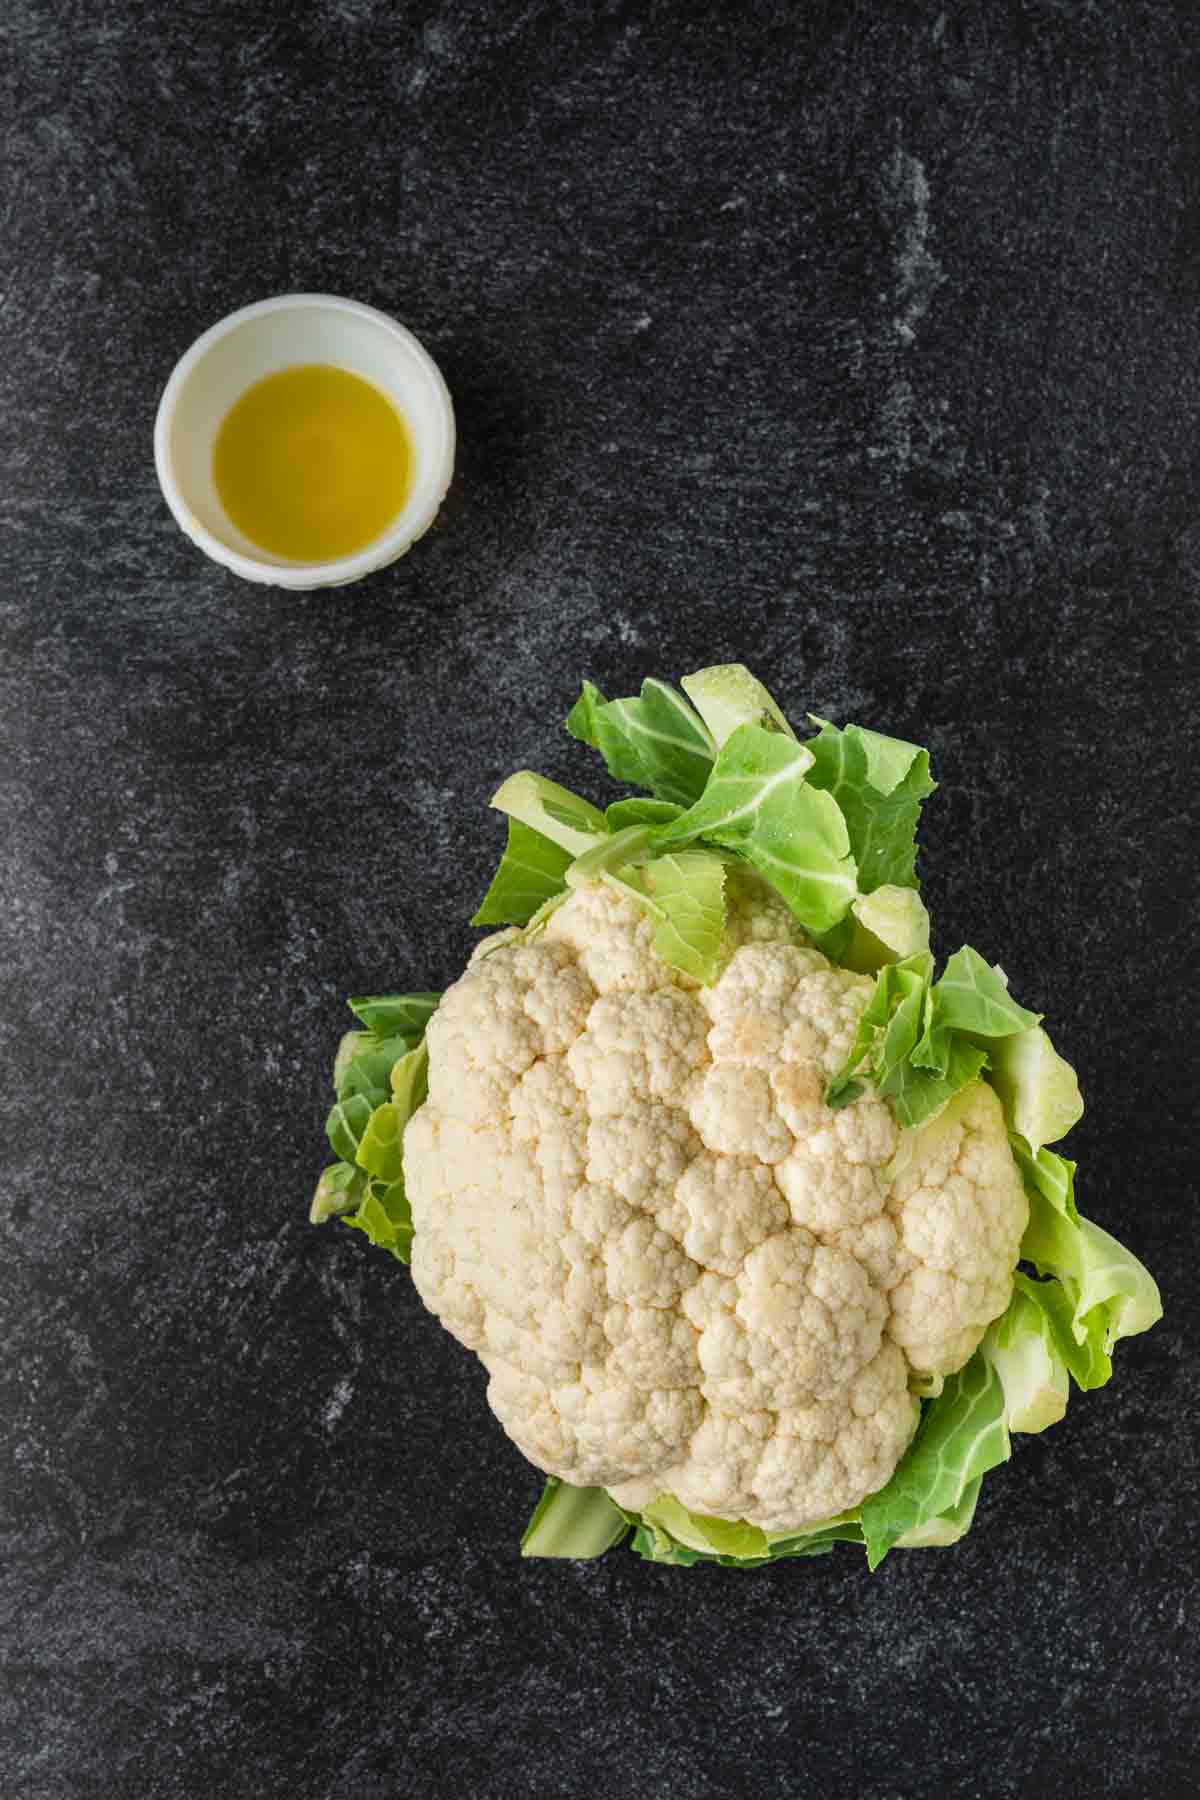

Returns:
213,364,413,561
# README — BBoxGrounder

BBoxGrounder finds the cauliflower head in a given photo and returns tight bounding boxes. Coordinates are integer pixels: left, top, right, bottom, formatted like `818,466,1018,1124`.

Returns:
406,873,1028,1533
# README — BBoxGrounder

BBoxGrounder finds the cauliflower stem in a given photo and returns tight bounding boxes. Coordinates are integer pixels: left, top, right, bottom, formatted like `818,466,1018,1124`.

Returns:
309,664,1161,1571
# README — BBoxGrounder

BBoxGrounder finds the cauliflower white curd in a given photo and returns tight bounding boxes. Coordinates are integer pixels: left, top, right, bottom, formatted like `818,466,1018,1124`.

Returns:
406,874,1028,1533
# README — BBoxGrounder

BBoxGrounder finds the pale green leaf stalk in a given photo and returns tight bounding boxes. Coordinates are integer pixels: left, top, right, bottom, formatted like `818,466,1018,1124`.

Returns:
989,1025,1084,1152
489,771,609,858
629,1521,705,1565
983,1275,1070,1432
521,1478,630,1558
891,1477,982,1548
843,886,931,973
680,663,797,748
310,1161,366,1225
1071,1218,1163,1347
636,1494,864,1563
640,1493,768,1558
604,797,684,830
565,825,655,889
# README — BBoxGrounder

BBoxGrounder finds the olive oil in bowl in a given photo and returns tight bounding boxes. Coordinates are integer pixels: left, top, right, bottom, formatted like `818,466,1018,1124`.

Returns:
213,363,413,563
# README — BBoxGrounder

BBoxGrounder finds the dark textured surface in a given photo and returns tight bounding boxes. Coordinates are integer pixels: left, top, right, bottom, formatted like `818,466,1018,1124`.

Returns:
3,2,1198,1796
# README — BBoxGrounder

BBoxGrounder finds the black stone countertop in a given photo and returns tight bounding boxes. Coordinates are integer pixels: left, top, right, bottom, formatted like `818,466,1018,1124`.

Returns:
4,4,1198,1796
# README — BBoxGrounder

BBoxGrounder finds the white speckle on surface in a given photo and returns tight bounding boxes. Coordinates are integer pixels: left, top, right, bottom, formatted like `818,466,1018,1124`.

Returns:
867,147,954,474
321,1375,354,1429
882,146,945,345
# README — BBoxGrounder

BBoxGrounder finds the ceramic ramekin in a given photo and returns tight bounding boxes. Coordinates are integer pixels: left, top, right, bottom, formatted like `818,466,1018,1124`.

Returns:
153,294,456,590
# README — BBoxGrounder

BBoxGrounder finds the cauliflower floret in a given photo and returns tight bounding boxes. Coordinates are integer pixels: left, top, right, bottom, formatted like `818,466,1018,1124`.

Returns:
723,868,814,951
567,989,709,1114
485,1358,705,1488
604,1215,699,1307
687,1064,794,1163
603,1302,704,1390
683,1232,887,1411
585,1102,701,1210
670,1155,788,1276
406,879,1029,1532
424,940,594,1125
544,881,681,994
774,1140,888,1235
702,946,872,1077
885,1082,1029,1379
748,1344,918,1529
636,1407,776,1523
509,1056,589,1197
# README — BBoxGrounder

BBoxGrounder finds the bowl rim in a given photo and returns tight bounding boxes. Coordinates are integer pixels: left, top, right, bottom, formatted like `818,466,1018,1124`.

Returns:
153,292,456,589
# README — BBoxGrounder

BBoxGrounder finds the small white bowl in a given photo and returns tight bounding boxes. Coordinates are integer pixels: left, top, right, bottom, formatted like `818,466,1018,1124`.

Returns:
154,294,456,589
